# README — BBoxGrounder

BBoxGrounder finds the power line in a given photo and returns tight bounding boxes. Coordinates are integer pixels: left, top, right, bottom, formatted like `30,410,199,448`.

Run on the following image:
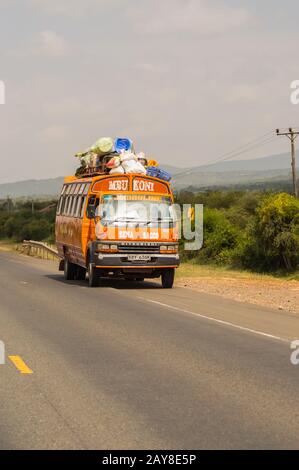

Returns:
173,131,276,180
209,135,276,165
204,131,274,166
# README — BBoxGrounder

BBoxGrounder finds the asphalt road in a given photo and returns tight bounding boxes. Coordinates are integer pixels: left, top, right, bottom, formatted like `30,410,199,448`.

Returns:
0,250,299,450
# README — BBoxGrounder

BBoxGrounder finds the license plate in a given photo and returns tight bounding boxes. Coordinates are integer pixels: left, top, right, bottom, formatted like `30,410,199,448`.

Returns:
127,254,151,262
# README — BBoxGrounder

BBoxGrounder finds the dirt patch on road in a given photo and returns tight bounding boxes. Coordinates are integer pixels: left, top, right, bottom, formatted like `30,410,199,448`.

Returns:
176,277,299,314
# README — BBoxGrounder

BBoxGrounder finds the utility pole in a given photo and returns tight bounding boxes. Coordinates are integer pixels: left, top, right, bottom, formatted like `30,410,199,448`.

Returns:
276,128,298,198
6,195,10,213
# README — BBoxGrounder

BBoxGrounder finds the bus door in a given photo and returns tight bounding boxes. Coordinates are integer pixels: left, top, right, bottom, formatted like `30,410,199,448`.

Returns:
85,194,100,246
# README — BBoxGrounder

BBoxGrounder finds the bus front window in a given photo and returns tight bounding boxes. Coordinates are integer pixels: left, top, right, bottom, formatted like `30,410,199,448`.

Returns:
97,195,176,228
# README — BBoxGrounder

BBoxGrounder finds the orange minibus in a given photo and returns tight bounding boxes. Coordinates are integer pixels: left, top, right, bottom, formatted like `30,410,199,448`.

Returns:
55,173,179,287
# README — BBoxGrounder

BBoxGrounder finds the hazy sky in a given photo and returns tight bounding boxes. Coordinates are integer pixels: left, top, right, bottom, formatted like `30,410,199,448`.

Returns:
0,0,299,183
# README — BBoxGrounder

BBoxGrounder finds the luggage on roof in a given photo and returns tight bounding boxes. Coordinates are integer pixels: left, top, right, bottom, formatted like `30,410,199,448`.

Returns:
74,135,171,180
90,137,114,156
114,137,133,153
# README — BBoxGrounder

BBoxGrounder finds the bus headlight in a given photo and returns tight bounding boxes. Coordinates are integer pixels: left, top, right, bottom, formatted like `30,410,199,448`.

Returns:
96,243,118,252
160,244,178,253
167,244,178,253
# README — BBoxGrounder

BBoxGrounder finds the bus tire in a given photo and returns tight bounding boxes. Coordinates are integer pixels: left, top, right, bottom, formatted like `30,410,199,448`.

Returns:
161,268,175,289
76,265,86,281
64,258,76,281
88,262,100,287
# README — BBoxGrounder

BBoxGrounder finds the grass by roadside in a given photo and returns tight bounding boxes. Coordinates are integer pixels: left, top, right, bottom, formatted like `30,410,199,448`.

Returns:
176,262,299,314
177,262,299,281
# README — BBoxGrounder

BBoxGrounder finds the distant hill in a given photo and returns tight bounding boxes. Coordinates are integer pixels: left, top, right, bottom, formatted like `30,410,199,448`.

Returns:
0,165,183,198
194,151,295,173
0,177,64,198
172,152,298,189
172,168,296,190
159,164,183,175
0,153,297,197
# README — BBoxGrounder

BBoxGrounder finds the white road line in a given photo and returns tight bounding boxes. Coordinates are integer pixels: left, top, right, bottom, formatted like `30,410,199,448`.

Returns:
139,298,289,343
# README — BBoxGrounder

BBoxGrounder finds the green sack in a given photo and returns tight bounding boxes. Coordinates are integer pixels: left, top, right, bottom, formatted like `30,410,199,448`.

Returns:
90,137,114,156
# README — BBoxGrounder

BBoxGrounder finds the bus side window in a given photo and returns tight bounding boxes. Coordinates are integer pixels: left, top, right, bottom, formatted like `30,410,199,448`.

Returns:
80,196,86,218
74,196,81,218
58,184,90,217
63,196,68,216
69,196,74,216
65,196,72,216
60,196,66,215
72,196,77,216
68,196,72,217
57,196,63,215
69,196,76,217
76,196,85,218
60,196,65,215
73,196,79,218
62,196,67,215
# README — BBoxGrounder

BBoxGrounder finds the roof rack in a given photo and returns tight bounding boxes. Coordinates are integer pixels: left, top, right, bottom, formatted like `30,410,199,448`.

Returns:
75,154,116,178
76,167,108,178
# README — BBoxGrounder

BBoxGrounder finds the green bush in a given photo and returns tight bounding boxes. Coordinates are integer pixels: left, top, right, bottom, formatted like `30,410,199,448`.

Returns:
177,190,299,273
20,219,52,242
0,200,56,242
196,208,241,264
239,193,299,271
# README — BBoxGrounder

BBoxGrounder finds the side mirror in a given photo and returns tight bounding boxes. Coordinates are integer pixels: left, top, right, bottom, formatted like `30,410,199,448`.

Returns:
87,205,96,219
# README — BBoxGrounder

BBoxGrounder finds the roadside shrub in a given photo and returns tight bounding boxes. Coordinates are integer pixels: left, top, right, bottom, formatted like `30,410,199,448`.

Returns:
240,193,299,271
196,208,241,264
177,190,299,273
0,201,56,242
20,219,52,242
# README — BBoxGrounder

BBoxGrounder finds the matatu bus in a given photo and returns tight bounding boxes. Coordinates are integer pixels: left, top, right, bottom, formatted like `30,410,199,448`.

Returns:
55,173,180,287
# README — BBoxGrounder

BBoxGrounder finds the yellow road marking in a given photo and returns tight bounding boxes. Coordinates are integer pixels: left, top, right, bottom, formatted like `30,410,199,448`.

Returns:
9,356,33,374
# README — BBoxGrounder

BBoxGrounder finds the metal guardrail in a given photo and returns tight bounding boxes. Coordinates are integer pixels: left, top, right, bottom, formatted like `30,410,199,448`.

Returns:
22,240,62,260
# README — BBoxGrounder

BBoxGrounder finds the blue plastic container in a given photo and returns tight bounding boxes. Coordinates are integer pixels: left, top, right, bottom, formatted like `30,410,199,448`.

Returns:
146,166,172,182
114,137,133,153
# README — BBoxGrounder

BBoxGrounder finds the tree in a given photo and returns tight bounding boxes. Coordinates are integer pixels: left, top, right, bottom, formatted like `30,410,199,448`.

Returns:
247,193,299,271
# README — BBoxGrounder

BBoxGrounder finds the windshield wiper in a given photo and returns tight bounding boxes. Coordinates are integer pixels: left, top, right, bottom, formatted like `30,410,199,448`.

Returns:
108,217,149,224
106,217,173,224
107,217,132,223
152,217,173,222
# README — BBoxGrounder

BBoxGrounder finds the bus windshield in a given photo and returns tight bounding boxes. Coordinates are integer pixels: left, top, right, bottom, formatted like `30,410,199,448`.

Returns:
97,195,176,227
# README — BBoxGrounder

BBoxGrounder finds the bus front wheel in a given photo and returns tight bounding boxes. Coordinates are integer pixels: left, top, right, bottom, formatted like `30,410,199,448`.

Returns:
88,262,100,287
161,268,175,289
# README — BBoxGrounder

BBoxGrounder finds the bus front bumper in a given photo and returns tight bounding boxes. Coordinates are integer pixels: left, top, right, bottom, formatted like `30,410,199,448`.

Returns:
93,252,180,269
